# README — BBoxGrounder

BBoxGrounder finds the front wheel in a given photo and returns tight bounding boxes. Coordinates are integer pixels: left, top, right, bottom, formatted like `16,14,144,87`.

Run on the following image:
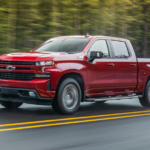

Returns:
0,101,23,109
52,78,82,115
139,80,150,107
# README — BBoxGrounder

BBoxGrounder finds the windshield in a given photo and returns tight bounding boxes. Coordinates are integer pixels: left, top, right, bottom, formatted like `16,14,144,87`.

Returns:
35,38,90,54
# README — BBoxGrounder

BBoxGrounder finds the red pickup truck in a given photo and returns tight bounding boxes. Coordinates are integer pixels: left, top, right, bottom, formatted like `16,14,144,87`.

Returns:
0,35,150,114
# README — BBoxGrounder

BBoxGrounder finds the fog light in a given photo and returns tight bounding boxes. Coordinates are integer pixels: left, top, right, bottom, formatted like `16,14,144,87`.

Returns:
29,91,36,97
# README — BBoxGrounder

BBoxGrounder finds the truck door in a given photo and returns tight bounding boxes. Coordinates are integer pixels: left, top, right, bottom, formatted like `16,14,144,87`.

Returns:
110,40,137,95
86,39,115,97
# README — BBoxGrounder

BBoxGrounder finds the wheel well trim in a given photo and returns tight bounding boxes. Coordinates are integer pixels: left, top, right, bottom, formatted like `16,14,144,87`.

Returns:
56,72,86,102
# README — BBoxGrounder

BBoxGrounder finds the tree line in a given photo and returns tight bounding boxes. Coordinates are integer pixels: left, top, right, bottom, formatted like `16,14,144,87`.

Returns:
0,0,150,57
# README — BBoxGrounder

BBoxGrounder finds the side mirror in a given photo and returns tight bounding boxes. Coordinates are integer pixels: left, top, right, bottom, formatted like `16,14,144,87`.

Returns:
88,51,103,62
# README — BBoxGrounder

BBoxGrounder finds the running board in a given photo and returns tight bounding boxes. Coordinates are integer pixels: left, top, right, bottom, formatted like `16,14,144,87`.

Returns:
85,95,143,102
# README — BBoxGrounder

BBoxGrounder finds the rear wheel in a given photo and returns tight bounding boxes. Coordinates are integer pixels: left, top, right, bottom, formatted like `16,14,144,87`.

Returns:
52,78,81,115
139,80,150,107
0,101,23,109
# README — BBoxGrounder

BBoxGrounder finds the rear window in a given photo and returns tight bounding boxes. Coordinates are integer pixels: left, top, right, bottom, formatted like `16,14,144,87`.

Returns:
35,38,90,54
111,40,130,58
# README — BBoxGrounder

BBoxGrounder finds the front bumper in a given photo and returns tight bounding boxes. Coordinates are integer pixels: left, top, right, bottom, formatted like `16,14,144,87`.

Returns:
0,78,56,98
0,87,54,105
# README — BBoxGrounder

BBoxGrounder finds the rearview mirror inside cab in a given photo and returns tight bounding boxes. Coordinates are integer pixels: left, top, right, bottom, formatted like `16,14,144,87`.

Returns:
88,51,103,62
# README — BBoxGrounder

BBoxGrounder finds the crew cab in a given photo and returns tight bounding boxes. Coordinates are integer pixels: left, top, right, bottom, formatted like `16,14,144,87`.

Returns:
0,35,150,114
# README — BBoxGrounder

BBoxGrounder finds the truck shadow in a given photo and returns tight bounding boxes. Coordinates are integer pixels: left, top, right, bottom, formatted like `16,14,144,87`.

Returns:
0,99,148,119
78,101,147,115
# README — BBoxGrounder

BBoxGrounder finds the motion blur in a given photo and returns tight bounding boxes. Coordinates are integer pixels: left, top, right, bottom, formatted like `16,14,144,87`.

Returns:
1,1,150,150
0,0,150,56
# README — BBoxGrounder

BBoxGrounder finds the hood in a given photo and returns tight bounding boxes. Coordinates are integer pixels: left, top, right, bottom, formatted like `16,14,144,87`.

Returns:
0,52,68,62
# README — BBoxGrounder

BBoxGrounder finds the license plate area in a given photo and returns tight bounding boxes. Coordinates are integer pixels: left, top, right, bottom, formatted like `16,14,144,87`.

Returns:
1,88,18,95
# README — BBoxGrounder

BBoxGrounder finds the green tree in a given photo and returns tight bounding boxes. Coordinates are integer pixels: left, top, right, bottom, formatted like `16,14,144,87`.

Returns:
0,0,150,57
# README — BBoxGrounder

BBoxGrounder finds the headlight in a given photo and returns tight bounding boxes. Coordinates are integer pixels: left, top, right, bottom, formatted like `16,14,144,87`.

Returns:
36,61,55,66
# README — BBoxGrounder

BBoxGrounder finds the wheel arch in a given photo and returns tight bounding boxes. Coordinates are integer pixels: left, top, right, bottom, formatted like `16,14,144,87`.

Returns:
146,75,150,86
141,75,150,96
56,72,85,102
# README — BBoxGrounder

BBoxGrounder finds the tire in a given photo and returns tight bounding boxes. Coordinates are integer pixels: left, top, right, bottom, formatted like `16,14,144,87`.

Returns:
0,101,23,109
52,97,62,114
52,78,82,115
139,80,150,107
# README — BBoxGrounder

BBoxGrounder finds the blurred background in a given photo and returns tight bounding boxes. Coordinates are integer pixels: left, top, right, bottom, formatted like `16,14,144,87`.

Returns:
0,0,150,57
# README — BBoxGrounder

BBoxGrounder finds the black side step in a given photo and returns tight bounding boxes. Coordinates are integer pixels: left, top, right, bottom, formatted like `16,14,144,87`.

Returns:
85,95,143,102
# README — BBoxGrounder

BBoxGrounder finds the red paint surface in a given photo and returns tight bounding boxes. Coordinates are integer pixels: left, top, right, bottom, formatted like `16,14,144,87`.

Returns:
0,36,150,99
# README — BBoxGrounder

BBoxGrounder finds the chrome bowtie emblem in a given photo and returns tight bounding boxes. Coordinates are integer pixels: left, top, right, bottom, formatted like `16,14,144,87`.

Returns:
6,66,16,71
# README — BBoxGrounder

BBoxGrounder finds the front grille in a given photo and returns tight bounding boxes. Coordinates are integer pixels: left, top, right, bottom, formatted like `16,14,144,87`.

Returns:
0,61,36,65
0,66,32,70
0,72,35,81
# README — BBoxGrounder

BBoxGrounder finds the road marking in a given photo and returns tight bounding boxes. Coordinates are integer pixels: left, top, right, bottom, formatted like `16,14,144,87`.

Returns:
0,110,150,127
0,112,150,132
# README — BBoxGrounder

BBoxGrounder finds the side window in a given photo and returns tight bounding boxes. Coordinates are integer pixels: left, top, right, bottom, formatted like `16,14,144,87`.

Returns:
88,40,110,58
111,40,129,58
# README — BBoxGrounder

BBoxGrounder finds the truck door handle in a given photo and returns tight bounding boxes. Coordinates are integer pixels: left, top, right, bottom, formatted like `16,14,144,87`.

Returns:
108,63,114,67
130,64,136,67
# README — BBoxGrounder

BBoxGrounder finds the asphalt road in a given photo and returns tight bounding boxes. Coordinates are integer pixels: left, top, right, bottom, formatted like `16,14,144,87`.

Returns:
0,98,150,150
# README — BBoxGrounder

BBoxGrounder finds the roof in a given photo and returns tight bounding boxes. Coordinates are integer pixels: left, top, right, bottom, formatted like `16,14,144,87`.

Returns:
54,35,128,41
